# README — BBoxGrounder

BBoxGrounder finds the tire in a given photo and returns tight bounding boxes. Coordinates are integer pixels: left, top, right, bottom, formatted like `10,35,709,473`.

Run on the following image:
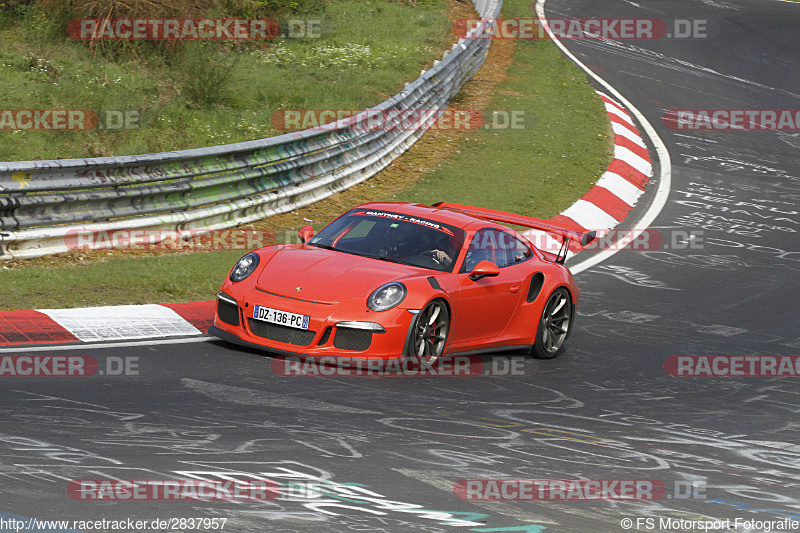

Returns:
531,287,573,359
403,299,450,367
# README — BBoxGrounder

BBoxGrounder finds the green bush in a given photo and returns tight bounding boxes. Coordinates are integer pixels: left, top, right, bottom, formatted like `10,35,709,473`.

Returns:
172,41,239,107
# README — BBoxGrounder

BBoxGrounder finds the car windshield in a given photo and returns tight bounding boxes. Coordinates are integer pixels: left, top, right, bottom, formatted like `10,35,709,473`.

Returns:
306,208,466,272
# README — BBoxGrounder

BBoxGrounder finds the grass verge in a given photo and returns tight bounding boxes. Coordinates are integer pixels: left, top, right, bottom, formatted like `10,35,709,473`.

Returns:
0,0,450,161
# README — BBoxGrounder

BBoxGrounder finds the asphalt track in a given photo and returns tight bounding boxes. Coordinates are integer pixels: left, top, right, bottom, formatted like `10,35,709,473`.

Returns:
2,0,799,531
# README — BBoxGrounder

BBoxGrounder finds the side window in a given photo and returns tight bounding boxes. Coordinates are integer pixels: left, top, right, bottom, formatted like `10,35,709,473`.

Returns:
495,231,532,268
462,229,497,273
462,229,531,272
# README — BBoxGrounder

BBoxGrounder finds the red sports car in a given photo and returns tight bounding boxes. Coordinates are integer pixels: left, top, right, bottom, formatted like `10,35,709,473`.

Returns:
209,202,595,364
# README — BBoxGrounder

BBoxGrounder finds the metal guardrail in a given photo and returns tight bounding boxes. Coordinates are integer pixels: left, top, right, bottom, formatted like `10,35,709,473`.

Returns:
0,0,501,260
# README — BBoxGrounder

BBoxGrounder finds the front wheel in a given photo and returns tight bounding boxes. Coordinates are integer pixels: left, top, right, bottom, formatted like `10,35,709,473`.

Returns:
403,299,449,367
531,288,573,359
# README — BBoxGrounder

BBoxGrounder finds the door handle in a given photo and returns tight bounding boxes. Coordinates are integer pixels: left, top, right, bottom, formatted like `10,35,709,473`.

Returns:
510,284,520,293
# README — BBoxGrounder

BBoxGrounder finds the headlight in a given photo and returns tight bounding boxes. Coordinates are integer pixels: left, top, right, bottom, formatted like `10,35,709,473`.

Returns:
229,252,260,282
367,282,407,311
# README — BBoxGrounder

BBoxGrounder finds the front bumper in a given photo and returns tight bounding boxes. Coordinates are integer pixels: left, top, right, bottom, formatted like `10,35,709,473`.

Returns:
211,291,417,361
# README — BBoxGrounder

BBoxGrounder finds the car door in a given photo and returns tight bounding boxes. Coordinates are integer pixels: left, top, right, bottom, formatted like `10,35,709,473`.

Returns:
449,228,528,344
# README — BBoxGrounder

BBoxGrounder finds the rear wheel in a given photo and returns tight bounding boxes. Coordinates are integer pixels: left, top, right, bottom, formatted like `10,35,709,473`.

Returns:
404,299,449,367
531,287,573,359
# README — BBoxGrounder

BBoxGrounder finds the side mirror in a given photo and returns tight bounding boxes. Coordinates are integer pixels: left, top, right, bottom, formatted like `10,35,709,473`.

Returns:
469,260,500,281
298,226,315,244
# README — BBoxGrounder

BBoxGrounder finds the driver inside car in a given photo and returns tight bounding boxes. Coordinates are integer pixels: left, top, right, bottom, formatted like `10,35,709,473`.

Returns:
384,223,453,266
426,232,455,265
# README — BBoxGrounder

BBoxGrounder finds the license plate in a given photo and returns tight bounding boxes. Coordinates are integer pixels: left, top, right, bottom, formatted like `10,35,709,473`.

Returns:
252,305,310,330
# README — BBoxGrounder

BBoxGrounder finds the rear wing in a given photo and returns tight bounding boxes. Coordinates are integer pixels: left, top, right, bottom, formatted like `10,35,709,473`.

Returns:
432,202,596,263
433,202,596,246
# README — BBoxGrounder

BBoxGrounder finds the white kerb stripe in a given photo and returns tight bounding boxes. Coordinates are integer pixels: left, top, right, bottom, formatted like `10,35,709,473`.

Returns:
40,304,201,342
615,145,653,176
612,122,647,148
604,103,635,127
596,172,644,207
561,199,621,230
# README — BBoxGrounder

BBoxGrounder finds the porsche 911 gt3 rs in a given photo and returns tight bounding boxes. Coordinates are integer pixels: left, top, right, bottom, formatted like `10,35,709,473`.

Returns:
209,202,595,364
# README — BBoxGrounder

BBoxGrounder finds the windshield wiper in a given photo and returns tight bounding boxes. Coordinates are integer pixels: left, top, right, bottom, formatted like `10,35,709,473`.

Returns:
371,254,405,265
307,242,337,251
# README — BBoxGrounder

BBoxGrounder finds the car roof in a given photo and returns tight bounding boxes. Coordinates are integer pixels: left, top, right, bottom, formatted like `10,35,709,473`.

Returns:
353,202,507,231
